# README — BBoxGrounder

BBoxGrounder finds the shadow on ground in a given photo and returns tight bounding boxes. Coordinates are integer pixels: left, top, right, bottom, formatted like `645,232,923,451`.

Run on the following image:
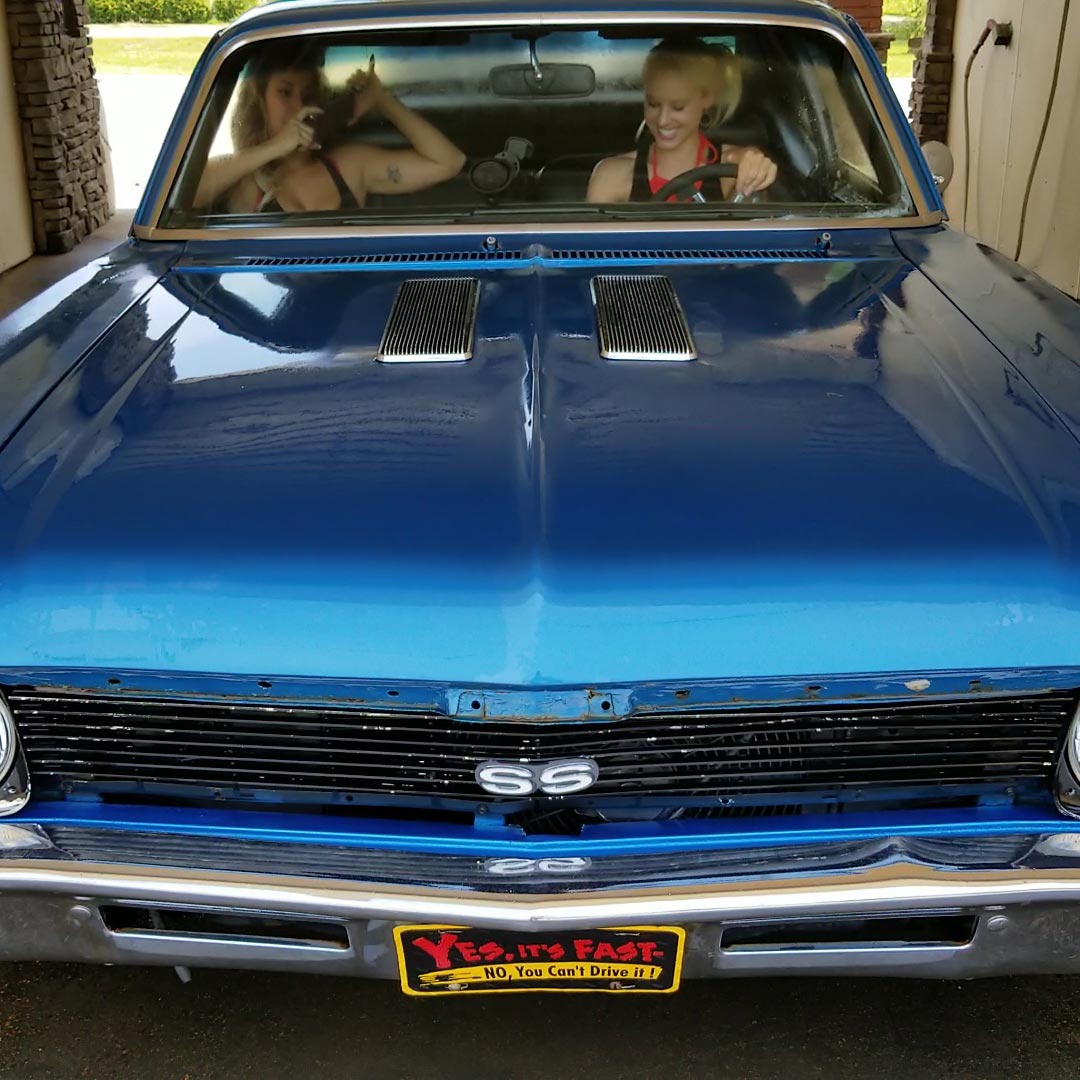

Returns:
2,964,1080,1079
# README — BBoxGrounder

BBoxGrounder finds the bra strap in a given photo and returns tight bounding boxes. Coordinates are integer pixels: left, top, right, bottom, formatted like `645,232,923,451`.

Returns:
317,151,360,210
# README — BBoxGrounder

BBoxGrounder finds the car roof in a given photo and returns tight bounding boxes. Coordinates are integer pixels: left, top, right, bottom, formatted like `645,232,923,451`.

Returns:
231,0,850,35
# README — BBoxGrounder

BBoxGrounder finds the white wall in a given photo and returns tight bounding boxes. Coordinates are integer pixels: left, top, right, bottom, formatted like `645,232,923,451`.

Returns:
0,1,35,273
943,0,1080,298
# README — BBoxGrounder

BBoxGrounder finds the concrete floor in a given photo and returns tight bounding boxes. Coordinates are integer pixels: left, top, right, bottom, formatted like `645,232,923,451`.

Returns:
0,212,134,320
1,963,1080,1078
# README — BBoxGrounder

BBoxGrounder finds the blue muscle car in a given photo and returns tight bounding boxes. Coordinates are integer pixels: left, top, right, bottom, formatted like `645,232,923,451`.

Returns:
3,0,1080,991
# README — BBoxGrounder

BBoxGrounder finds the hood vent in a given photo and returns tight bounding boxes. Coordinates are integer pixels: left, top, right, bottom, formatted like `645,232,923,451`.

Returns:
378,277,479,363
591,274,696,361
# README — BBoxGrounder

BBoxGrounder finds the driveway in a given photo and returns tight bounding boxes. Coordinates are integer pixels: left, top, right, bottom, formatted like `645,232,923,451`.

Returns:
99,75,189,211
2,963,1080,1078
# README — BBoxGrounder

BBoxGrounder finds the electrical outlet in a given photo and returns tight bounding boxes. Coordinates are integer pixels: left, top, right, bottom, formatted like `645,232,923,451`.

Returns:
993,21,1014,46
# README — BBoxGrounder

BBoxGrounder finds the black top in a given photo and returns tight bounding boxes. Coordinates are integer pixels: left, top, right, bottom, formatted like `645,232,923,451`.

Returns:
259,151,360,213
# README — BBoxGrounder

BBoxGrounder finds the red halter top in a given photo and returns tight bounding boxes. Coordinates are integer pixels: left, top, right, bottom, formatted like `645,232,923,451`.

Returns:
648,132,721,201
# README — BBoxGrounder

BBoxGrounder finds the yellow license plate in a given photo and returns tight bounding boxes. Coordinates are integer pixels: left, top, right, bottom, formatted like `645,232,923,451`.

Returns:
393,924,685,996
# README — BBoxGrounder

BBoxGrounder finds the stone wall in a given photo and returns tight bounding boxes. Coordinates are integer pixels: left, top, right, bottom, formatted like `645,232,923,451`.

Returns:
4,0,110,254
910,0,956,143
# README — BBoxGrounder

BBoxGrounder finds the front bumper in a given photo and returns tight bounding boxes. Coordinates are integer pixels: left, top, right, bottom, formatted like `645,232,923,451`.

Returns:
4,825,1080,980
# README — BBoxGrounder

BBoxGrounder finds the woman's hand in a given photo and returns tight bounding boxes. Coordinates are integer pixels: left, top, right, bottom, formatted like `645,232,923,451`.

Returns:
266,105,323,159
347,56,386,124
722,146,778,198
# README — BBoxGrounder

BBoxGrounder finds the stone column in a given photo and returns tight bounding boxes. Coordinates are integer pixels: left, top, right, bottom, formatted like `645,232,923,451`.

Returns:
4,0,111,254
909,0,957,143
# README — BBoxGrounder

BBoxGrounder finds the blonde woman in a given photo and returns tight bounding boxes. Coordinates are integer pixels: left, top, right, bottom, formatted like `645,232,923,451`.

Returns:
587,38,777,204
193,41,465,213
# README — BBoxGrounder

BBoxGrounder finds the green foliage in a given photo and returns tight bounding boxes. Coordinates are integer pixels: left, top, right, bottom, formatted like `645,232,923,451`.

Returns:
211,0,259,22
88,0,255,21
162,0,212,22
87,0,126,21
881,0,924,43
883,0,927,42
883,0,927,18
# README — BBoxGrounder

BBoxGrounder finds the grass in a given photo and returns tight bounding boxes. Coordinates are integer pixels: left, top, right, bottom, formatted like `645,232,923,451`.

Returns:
886,36,915,80
92,36,208,75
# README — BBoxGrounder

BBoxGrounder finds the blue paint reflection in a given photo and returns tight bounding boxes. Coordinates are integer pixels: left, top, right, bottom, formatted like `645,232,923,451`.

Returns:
2,239,1080,682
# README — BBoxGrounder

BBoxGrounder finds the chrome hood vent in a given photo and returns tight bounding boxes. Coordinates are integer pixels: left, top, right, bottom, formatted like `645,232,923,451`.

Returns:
377,277,479,363
590,274,696,360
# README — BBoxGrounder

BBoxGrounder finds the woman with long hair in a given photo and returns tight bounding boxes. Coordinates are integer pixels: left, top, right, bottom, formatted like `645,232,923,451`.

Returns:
193,41,466,212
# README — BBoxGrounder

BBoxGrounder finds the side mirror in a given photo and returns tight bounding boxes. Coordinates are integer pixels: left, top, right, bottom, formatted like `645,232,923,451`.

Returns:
921,141,955,194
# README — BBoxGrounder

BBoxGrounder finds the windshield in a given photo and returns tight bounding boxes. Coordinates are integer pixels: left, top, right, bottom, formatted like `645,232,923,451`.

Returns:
161,23,916,228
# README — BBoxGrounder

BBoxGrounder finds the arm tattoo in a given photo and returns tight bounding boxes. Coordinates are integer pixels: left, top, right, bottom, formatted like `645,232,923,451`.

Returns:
387,164,402,185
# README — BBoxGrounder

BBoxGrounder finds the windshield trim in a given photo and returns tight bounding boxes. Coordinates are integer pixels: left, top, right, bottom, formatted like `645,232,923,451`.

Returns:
136,9,937,239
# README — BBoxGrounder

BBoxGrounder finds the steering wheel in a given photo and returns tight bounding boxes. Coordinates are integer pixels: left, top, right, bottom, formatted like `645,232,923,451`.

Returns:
650,162,739,202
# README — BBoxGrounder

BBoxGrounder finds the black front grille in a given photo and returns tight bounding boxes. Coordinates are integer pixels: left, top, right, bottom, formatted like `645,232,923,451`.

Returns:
10,690,1075,808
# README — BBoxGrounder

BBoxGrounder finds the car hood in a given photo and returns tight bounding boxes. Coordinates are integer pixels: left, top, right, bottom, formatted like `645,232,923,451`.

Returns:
4,242,1080,684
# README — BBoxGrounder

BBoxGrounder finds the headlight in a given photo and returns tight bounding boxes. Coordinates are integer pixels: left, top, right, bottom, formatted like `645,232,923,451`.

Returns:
0,693,14,782
1070,708,1080,782
1057,705,1080,818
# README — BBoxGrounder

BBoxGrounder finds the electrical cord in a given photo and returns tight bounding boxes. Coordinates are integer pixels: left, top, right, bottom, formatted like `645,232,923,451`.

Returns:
1014,0,1072,262
962,19,997,233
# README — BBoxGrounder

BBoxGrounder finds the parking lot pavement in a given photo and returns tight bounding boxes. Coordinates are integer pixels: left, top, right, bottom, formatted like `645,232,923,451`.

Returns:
2,964,1080,1079
99,75,190,211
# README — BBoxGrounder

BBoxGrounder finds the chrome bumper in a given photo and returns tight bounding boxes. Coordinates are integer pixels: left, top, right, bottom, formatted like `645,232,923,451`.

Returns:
4,826,1080,979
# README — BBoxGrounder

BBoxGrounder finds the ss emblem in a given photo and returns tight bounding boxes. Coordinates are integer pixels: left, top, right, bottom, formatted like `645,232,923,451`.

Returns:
483,856,592,875
474,758,599,796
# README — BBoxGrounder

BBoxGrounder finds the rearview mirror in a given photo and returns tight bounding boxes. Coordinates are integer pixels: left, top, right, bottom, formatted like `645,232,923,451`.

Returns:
489,63,595,98
921,141,954,194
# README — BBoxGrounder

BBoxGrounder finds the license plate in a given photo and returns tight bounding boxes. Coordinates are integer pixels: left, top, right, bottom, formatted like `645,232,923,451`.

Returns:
393,924,685,996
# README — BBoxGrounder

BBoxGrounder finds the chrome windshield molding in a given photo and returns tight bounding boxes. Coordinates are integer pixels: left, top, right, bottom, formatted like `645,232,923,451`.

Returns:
133,211,943,243
6,842,1080,930
142,8,933,234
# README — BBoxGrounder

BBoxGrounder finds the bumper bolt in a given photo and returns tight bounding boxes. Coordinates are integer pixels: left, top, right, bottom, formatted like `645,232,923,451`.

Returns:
69,905,93,925
986,915,1009,932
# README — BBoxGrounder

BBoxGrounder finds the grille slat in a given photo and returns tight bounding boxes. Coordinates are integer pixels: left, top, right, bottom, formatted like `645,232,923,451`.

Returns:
10,690,1074,806
20,734,1060,762
377,277,478,363
591,274,696,360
